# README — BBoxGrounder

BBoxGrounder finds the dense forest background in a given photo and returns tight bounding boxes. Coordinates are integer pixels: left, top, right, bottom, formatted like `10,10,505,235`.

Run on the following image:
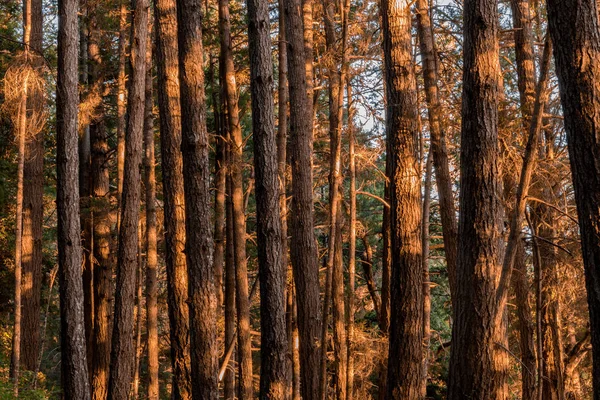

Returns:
0,0,598,398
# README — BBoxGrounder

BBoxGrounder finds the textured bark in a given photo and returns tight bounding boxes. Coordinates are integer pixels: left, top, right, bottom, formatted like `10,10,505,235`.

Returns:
246,0,290,395
379,181,391,334
144,22,159,399
331,215,347,400
176,0,218,397
421,150,433,397
153,0,192,397
10,47,27,398
79,8,94,375
382,0,424,397
56,0,91,394
447,0,506,398
20,0,44,372
211,56,226,307
224,173,236,399
507,3,543,397
512,241,537,400
217,0,252,396
546,0,600,397
415,0,458,300
283,0,322,396
87,3,113,398
116,0,128,211
108,0,148,396
532,207,564,400
132,228,144,400
346,79,356,400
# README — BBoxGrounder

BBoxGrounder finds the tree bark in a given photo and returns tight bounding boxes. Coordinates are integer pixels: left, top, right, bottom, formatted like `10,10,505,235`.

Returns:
153,0,192,396
217,0,253,396
108,0,148,396
415,0,458,301
117,0,128,214
20,0,44,372
144,19,159,398
56,0,91,394
381,0,424,397
246,0,290,395
224,172,236,399
346,79,356,400
421,150,433,397
87,2,113,398
283,0,322,396
447,0,506,398
546,0,600,396
176,0,219,397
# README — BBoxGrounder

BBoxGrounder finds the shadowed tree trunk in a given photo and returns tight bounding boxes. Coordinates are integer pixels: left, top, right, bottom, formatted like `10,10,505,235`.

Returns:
117,0,128,213
381,0,424,397
108,0,148,396
87,2,112,398
246,0,290,395
176,0,219,397
224,171,236,399
546,0,600,396
154,0,192,396
20,0,44,372
56,0,91,394
283,0,322,396
447,0,507,398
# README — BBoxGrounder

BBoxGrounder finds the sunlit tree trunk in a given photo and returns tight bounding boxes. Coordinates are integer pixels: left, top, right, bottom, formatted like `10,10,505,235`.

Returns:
283,0,322,396
154,0,192,396
144,17,159,397
176,0,219,396
447,0,507,397
217,0,253,396
108,0,148,396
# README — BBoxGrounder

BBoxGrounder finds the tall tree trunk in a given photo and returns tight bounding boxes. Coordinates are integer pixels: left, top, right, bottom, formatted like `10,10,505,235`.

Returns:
132,225,144,400
79,5,94,376
10,51,27,398
421,150,433,397
87,2,113,398
381,0,424,397
508,2,539,398
117,0,128,213
546,0,600,396
512,241,537,400
217,0,253,396
108,0,148,396
20,0,44,372
447,0,506,398
144,19,159,398
56,0,92,394
415,0,458,301
224,172,236,400
176,0,218,397
346,79,356,400
154,0,192,397
283,0,322,396
246,0,290,395
332,215,347,400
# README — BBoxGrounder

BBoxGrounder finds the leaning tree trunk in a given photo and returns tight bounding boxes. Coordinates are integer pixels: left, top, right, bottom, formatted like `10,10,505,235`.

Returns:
381,0,424,398
154,0,192,397
447,0,507,398
246,0,290,396
415,0,458,301
176,0,219,397
283,0,322,397
56,0,91,395
20,0,44,372
108,0,148,396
